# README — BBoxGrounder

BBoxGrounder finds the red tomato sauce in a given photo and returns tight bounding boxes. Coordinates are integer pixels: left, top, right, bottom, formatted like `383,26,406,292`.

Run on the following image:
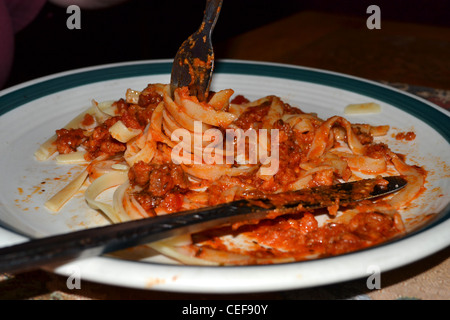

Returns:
192,210,402,262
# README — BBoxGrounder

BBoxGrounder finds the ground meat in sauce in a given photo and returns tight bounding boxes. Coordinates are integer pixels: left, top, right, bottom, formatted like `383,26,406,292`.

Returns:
272,120,307,183
147,163,188,197
306,211,399,256
55,128,85,154
233,102,270,130
54,117,126,160
283,102,305,115
395,131,416,141
234,119,311,192
351,126,373,145
230,95,250,105
81,113,95,127
230,98,330,194
231,102,316,192
82,119,126,160
138,85,163,108
129,162,190,213
364,143,392,160
194,211,400,261
115,91,162,130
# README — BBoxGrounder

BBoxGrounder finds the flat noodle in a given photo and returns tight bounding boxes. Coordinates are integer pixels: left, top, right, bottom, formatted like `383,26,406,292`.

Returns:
35,136,58,161
176,88,237,127
85,169,129,223
287,166,333,191
262,96,283,128
55,151,88,164
308,116,365,159
124,124,156,166
109,120,142,143
115,181,152,220
388,152,424,209
282,114,315,133
208,89,234,110
112,181,133,222
181,163,257,181
164,89,211,132
150,101,175,147
45,169,89,212
332,151,386,174
148,241,220,266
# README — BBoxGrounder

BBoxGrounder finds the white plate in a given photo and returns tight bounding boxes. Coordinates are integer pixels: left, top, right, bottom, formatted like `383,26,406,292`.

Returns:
0,59,449,293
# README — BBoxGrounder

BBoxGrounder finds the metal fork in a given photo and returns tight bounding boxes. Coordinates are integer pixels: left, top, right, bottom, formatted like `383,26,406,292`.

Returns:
170,0,223,102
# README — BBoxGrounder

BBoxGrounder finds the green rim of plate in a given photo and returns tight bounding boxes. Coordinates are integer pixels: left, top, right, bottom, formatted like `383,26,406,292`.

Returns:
0,61,449,142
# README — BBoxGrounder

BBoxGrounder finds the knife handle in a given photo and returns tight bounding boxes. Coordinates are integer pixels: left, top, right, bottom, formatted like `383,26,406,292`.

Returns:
0,199,263,274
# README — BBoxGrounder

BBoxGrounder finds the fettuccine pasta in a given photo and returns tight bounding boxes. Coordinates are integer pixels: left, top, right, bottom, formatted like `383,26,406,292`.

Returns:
36,83,425,265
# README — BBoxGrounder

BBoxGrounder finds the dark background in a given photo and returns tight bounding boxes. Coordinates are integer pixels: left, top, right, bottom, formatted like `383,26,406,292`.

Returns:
5,0,450,88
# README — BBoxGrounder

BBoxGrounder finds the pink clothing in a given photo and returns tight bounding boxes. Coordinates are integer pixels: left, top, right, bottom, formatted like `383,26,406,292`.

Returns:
0,0,46,88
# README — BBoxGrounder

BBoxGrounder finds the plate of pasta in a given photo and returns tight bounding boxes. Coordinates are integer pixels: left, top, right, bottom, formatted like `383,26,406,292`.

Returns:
0,59,449,293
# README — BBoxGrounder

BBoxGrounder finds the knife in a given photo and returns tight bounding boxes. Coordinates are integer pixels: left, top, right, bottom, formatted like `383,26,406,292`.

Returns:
0,176,406,273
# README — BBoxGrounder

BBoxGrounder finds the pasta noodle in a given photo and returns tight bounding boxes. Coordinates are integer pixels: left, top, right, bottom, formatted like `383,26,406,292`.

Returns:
36,83,425,265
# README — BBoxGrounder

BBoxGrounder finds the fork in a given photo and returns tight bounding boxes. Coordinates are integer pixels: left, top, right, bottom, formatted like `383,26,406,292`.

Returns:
170,0,223,102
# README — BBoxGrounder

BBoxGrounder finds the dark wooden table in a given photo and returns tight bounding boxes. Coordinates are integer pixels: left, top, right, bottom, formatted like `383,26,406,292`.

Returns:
216,11,450,90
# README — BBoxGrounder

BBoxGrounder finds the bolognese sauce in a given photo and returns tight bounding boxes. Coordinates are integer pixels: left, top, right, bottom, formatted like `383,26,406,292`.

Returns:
129,161,190,214
192,210,401,261
41,82,425,265
53,86,163,161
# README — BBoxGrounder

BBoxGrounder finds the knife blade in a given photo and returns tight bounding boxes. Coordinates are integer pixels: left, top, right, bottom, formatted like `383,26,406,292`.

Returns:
0,176,406,273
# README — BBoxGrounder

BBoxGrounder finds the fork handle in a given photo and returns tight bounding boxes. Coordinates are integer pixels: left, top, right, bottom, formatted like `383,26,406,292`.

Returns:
202,0,223,35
